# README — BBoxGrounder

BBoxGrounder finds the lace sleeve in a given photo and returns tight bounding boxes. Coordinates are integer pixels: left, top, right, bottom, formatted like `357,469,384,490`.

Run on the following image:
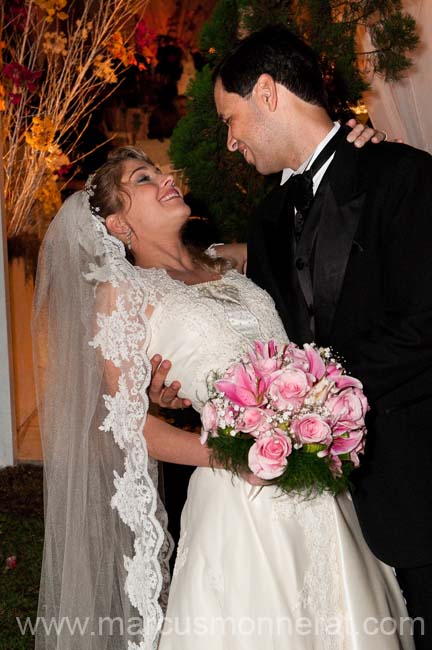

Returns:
90,278,173,649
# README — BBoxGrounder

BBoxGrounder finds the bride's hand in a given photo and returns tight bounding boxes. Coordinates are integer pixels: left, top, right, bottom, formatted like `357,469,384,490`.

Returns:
149,355,192,409
345,118,387,147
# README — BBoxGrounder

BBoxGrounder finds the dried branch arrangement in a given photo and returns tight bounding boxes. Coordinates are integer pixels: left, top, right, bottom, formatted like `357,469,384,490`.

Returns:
1,0,148,238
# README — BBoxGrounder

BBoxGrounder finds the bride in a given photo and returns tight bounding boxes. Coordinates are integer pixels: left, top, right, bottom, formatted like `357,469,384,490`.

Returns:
33,145,414,650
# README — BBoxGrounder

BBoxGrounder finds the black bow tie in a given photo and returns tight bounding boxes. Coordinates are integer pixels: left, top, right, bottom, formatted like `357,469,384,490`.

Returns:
284,126,346,213
284,170,314,212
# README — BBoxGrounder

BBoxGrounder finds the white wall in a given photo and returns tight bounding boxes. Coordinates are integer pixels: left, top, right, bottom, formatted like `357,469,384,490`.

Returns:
0,197,16,467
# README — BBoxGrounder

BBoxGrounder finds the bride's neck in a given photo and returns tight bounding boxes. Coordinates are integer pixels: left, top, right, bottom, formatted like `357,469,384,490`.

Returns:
134,237,195,272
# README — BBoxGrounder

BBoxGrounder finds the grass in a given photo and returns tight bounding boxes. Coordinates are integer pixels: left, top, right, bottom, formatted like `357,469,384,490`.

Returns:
0,465,44,650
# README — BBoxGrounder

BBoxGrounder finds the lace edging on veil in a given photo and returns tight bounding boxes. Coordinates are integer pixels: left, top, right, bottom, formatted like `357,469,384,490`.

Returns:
34,191,172,650
87,213,173,649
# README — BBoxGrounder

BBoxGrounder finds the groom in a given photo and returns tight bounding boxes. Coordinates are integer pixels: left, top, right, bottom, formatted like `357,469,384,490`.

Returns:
212,24,432,649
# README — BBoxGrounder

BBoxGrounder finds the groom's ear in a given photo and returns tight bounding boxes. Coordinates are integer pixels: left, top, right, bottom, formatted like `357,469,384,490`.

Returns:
253,74,278,112
105,214,129,239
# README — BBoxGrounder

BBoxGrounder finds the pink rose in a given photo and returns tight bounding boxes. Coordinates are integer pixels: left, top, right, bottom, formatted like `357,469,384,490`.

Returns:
215,362,265,407
202,401,218,431
248,431,292,480
268,368,311,411
291,413,332,445
200,402,218,443
326,387,369,430
236,406,270,436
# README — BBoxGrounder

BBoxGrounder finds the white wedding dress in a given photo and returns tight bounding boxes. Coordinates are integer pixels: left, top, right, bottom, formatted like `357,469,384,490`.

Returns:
140,267,413,650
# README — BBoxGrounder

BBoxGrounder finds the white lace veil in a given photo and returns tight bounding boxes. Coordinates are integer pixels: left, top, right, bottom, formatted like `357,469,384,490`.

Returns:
32,189,172,649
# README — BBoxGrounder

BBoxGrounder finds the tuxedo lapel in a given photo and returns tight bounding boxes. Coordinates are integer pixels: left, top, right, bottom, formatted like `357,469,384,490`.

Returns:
258,183,293,289
313,183,365,342
250,182,313,343
260,181,290,224
294,177,331,338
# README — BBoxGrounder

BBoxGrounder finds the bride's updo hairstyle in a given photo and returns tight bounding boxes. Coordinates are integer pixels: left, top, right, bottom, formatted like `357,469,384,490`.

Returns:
88,146,231,273
88,146,150,221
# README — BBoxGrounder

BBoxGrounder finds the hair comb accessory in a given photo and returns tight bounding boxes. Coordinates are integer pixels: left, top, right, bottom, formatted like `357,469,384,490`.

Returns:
85,174,104,223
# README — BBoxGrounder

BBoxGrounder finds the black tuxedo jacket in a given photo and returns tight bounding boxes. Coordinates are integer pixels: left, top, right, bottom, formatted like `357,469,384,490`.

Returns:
247,133,432,568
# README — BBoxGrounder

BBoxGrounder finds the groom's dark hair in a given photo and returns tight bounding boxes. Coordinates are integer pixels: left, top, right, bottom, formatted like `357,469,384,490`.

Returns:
213,24,328,109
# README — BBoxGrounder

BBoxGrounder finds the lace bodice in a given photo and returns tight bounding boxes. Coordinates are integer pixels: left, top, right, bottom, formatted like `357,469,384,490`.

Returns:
140,268,288,411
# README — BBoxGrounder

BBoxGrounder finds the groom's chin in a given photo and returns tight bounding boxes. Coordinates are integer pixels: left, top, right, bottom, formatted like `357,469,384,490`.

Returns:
252,158,280,176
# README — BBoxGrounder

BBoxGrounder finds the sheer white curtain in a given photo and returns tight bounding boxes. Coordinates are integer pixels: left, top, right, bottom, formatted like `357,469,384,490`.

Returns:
361,0,432,153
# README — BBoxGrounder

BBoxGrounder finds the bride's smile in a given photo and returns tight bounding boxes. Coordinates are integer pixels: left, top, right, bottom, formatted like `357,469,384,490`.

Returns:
159,188,182,202
104,158,191,258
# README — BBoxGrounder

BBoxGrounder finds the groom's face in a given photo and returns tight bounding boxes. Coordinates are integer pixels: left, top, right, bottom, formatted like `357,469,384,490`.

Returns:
214,78,281,175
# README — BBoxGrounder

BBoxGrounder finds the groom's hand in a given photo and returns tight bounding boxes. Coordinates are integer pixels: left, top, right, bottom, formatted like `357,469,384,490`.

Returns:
149,355,192,409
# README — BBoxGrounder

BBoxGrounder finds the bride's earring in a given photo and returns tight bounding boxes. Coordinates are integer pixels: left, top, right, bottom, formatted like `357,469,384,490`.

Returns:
126,228,132,251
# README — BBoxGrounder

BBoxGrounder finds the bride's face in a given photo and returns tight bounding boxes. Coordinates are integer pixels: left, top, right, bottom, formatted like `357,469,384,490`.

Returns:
116,159,191,239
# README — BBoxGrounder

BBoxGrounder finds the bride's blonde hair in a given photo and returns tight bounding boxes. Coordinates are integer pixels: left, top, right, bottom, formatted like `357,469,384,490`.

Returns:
89,146,230,273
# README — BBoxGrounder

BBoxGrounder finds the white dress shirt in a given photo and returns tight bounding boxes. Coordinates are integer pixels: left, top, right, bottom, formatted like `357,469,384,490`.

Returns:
280,122,341,196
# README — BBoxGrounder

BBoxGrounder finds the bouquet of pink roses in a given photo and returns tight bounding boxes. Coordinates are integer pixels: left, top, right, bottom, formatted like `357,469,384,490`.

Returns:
201,340,369,495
